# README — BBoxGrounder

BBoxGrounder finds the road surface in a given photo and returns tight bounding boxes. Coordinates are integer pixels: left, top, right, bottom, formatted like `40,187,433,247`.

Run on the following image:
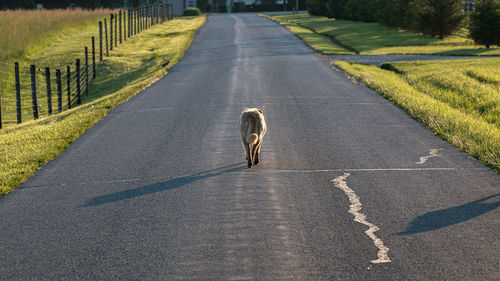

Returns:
1,14,499,280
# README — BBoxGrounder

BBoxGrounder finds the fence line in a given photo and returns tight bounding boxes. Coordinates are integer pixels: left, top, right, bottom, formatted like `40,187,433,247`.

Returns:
0,4,173,127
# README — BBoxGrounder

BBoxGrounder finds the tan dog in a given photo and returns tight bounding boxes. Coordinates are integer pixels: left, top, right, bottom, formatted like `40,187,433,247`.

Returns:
239,108,267,168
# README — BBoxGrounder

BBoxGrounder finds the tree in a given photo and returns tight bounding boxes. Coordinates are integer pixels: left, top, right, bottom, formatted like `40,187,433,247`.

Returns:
307,0,328,16
17,0,35,9
344,0,375,21
374,0,419,29
326,0,348,19
469,0,500,48
417,0,465,39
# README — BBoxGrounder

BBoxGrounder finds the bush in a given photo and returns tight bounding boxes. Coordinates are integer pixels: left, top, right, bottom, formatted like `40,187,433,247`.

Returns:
417,0,465,39
307,0,328,16
344,0,375,21
183,7,202,16
374,0,420,29
326,0,348,19
469,0,500,48
17,0,35,9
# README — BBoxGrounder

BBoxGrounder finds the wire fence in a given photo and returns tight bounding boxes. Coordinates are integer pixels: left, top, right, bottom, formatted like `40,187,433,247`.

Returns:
0,4,173,129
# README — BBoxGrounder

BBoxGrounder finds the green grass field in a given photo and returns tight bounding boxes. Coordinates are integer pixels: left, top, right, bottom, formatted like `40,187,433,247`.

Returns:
334,59,500,171
0,16,206,197
261,14,355,55
264,13,500,56
0,8,120,125
0,8,113,63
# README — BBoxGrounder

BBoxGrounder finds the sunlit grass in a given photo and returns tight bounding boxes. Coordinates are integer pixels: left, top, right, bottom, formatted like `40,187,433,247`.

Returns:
0,16,207,197
261,14,354,55
0,8,113,62
334,59,500,171
265,13,500,55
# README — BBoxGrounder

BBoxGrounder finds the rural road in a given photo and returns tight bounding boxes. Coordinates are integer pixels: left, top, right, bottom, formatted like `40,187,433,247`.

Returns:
1,13,499,280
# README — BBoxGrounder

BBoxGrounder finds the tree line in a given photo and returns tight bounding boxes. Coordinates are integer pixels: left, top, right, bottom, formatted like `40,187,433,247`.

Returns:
8,0,162,9
307,0,500,47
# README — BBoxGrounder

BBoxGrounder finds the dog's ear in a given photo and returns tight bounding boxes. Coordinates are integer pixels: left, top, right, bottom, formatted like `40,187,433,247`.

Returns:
258,109,263,114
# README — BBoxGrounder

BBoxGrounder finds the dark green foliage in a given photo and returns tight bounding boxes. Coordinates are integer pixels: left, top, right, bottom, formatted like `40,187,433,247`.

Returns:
307,0,328,16
374,0,419,29
469,0,500,48
306,0,466,39
17,0,35,9
183,7,202,16
344,0,375,21
326,0,348,19
417,0,465,38
197,0,211,12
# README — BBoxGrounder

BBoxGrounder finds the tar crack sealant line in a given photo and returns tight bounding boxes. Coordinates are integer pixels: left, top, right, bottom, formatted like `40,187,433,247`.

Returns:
332,173,391,264
416,148,442,164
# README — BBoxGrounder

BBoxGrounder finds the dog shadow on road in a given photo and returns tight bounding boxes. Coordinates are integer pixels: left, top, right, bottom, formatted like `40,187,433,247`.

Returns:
396,193,500,235
80,163,247,207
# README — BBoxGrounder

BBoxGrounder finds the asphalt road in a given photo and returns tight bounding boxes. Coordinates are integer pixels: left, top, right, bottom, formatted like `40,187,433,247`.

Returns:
1,14,499,280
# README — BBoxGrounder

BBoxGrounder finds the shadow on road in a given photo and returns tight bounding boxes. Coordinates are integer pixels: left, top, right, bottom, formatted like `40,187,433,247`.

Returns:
396,193,500,235
80,163,247,207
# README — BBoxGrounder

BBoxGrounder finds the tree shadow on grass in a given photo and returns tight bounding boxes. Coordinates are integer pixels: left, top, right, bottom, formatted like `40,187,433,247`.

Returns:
396,193,500,235
80,162,247,207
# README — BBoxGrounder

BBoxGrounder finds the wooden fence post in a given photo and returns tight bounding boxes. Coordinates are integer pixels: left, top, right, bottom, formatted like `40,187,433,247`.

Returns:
45,67,52,115
15,62,21,123
0,87,2,129
140,6,143,32
85,47,89,96
115,13,118,46
67,65,71,109
76,59,81,105
110,14,113,50
30,65,38,119
128,9,131,38
104,19,109,56
119,10,122,44
151,5,154,26
92,36,96,78
99,21,103,61
56,69,62,113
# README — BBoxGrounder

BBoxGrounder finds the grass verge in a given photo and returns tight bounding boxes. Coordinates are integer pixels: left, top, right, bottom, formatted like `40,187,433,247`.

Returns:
333,59,500,172
0,16,207,197
264,13,500,56
261,14,355,55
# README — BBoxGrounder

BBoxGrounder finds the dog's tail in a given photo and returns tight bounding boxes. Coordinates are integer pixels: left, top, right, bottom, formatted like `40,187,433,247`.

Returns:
246,118,259,145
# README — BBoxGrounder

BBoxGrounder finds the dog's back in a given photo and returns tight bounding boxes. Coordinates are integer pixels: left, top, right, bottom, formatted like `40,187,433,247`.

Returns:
239,108,266,144
239,108,266,167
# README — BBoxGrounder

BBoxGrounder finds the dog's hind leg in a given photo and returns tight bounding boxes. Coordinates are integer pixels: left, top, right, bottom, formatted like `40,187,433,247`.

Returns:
253,141,262,166
244,142,252,168
252,142,260,165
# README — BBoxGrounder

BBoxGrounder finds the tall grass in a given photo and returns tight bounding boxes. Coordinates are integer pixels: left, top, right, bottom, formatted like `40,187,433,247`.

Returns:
0,8,113,63
0,8,118,126
334,59,500,171
382,59,500,128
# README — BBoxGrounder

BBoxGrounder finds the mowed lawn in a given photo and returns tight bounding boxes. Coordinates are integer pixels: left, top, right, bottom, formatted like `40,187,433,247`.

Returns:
264,13,500,56
0,15,207,197
334,59,500,171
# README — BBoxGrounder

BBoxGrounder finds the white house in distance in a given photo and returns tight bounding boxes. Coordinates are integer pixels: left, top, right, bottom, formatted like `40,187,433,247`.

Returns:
168,0,197,15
